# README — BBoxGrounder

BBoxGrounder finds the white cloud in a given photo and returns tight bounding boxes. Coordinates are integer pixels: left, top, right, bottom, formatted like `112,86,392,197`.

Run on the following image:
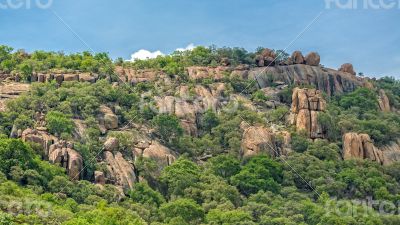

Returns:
130,49,164,61
129,44,196,62
175,43,196,52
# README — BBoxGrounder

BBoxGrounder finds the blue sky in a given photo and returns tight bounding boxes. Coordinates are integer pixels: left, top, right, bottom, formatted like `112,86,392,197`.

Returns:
0,0,399,77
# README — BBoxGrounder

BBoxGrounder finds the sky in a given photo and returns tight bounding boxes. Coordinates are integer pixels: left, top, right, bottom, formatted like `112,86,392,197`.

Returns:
0,0,399,78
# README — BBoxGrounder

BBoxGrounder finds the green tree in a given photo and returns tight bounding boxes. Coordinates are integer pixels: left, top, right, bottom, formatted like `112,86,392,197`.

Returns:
152,114,183,144
160,198,204,224
207,154,240,179
128,182,165,207
160,158,201,198
45,111,74,136
231,156,282,196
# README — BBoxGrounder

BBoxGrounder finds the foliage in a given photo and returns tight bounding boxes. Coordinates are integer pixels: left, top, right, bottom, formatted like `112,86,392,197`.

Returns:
45,111,74,137
152,114,184,144
231,156,283,196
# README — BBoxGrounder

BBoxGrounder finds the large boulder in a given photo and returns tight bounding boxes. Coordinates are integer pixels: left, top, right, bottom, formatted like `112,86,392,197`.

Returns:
290,88,326,139
98,105,118,132
339,63,356,75
305,52,320,66
291,51,305,64
256,48,276,67
49,141,83,180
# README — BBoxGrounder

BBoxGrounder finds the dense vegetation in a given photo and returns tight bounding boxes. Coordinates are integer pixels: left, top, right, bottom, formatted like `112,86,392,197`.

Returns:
0,46,400,224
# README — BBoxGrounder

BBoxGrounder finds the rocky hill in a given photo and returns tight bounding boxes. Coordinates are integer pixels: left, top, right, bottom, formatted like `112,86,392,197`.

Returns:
1,46,400,224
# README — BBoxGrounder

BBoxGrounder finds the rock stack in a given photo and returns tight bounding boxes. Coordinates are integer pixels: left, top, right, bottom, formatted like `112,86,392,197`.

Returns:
289,88,326,139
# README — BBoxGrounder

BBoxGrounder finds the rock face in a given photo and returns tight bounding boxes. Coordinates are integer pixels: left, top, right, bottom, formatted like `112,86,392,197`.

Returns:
342,133,384,163
378,89,391,112
104,151,136,190
290,88,326,139
305,52,320,66
49,141,83,180
21,128,58,156
250,64,370,96
379,139,400,165
339,63,356,75
155,84,227,136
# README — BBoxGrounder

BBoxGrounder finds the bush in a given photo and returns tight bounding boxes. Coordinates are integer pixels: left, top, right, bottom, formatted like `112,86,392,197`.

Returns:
45,111,74,137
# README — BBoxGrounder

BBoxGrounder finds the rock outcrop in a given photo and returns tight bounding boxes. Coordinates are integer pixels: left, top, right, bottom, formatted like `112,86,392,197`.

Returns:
305,52,320,66
49,141,83,180
342,133,383,164
98,105,119,133
255,48,276,67
379,139,400,165
29,72,97,84
115,66,161,84
289,88,326,139
251,64,370,96
339,63,356,75
104,151,136,190
378,89,391,112
342,134,400,165
241,123,283,158
133,141,176,168
155,84,227,135
104,137,119,152
21,128,58,156
291,51,305,64
0,82,30,111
